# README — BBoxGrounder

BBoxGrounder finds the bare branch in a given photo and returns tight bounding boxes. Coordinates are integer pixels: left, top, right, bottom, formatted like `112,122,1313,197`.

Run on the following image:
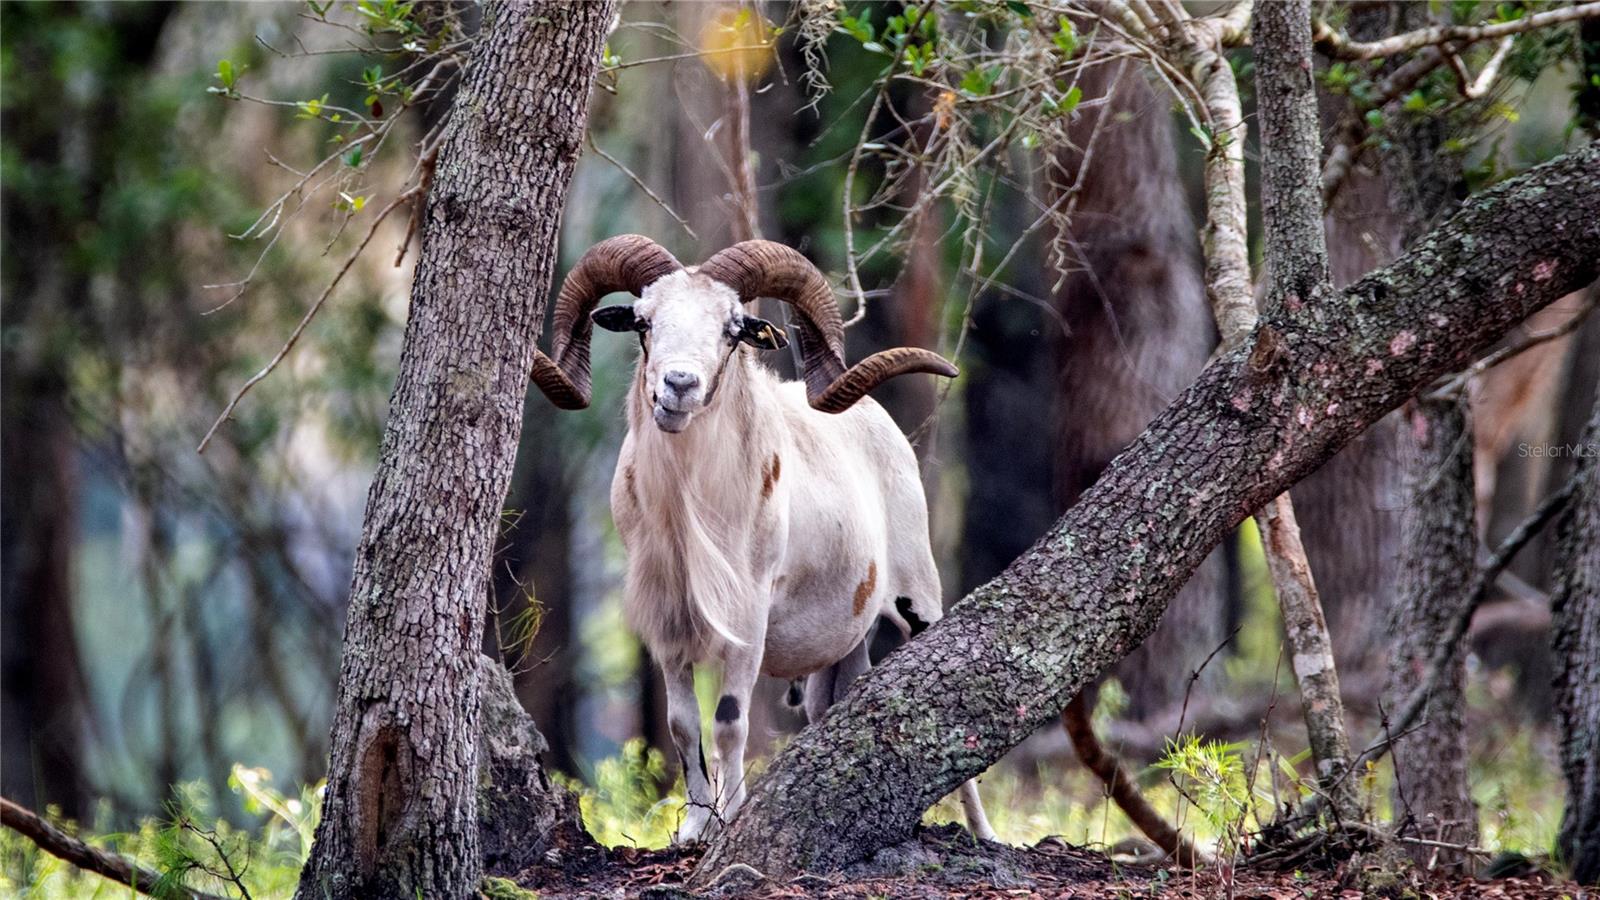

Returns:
1315,2,1600,60
586,135,697,241
1455,36,1515,99
1061,695,1210,867
1293,474,1580,823
198,189,413,454
1430,292,1597,398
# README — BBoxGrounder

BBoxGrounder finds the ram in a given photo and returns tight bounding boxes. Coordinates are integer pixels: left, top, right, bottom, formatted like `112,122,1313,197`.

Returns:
531,235,994,843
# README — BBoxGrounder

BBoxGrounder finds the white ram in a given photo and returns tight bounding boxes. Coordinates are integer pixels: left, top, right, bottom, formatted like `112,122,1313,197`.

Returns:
531,236,994,843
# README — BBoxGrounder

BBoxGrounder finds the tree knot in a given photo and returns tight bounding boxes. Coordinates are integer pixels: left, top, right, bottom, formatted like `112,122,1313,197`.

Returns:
1246,324,1289,380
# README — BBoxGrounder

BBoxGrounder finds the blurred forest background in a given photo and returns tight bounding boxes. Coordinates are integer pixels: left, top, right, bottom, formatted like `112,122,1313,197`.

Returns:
2,0,1598,894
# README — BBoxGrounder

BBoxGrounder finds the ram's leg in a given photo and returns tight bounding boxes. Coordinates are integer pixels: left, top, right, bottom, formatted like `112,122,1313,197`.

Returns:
712,620,766,823
664,662,714,844
803,634,871,723
958,778,998,841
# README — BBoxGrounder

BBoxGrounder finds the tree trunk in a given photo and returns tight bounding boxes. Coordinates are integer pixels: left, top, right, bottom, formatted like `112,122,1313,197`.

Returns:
1045,57,1227,719
490,401,578,776
294,5,614,898
1251,0,1358,817
475,654,593,876
1552,391,1600,885
0,388,87,818
1384,395,1479,869
693,144,1600,882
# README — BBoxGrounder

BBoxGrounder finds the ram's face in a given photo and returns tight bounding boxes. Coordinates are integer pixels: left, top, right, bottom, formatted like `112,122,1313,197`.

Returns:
591,270,789,434
631,273,747,433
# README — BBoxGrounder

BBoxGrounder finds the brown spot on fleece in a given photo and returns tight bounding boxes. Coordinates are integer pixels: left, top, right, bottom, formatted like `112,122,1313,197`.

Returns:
852,561,877,616
761,453,781,499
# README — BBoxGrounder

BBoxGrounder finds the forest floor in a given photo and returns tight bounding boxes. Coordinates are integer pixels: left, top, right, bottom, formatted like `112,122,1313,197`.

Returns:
510,824,1586,899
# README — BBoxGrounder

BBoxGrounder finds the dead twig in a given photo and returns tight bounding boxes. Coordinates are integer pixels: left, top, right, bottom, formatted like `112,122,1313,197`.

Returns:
1430,294,1597,399
1286,474,1578,824
1314,2,1600,60
197,188,415,454
586,134,697,242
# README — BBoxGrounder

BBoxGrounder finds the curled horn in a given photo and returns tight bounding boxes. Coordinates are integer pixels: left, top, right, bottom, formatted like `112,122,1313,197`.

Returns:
531,235,682,409
696,240,958,414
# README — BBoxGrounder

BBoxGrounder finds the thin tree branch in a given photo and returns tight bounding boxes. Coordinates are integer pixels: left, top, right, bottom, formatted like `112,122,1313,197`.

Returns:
197,188,414,454
0,797,228,900
1314,2,1600,60
1291,474,1579,822
1455,36,1515,99
1062,695,1210,867
585,134,697,241
1429,293,1597,399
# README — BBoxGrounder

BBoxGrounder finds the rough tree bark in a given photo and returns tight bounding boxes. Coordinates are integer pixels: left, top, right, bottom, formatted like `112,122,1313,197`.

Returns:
1552,393,1600,885
1384,394,1479,869
475,654,592,877
293,5,615,898
693,143,1600,884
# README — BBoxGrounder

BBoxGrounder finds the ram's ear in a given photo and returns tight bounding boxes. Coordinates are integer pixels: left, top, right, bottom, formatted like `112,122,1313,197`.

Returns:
737,315,789,351
591,304,639,333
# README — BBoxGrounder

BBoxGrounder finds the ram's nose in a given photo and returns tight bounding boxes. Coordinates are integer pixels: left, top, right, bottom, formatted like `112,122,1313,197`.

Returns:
662,369,701,398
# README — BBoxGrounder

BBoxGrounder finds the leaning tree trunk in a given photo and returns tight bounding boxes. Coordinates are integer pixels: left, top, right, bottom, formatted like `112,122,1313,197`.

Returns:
294,5,614,899
692,145,1600,884
1384,395,1479,869
1552,390,1600,885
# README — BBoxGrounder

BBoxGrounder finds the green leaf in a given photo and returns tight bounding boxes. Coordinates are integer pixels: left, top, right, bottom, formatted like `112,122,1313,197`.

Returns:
906,44,930,77
343,146,364,167
1059,84,1081,114
216,58,235,90
838,11,874,43
1053,20,1078,57
295,93,330,120
1006,0,1032,17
